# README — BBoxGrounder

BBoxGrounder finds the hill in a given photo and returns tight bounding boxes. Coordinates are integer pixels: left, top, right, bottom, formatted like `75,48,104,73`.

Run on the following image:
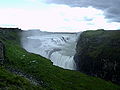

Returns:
0,28,120,90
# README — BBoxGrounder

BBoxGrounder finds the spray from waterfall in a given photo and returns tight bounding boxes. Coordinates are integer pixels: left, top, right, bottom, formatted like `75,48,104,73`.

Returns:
21,30,81,70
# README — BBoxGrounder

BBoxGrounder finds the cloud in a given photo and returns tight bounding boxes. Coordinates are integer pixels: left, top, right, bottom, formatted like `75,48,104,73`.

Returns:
0,6,104,32
0,1,120,32
44,0,120,22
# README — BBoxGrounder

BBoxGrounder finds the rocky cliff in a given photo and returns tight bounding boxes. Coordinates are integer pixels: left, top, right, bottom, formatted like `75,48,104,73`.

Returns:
74,30,120,84
0,41,4,65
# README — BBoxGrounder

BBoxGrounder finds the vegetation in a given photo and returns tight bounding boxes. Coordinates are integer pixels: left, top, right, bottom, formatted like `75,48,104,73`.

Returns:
75,30,120,84
0,28,120,90
0,67,43,90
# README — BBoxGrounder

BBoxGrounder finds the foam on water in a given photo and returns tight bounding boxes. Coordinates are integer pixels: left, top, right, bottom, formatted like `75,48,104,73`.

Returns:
22,33,79,70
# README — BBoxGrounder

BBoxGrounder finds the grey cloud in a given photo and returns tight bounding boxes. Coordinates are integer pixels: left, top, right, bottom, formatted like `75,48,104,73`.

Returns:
104,7,120,21
44,0,120,22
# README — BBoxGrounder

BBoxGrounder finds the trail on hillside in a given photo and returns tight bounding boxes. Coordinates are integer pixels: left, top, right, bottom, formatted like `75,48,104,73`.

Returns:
5,66,44,86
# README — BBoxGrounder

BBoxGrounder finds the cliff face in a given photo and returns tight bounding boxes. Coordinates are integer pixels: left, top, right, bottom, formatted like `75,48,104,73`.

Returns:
0,41,4,64
74,30,120,84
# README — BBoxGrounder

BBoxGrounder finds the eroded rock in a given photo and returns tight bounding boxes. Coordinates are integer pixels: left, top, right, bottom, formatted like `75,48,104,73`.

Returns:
0,41,4,65
74,30,120,84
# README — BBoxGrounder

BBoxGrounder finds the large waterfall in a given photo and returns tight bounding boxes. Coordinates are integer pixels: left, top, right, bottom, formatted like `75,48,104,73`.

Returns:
21,31,79,70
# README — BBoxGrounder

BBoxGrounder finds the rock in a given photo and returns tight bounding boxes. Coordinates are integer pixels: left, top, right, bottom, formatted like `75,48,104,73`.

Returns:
0,41,4,65
74,30,120,84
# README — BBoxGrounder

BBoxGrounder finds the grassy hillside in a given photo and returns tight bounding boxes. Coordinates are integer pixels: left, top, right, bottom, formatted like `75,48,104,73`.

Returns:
0,67,43,90
0,28,120,90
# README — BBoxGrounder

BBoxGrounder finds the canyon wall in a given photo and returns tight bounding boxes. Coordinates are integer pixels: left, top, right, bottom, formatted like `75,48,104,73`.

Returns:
74,30,120,84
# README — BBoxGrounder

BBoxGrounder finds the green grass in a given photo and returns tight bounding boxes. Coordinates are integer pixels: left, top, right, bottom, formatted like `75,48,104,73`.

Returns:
4,40,120,90
79,30,120,59
0,67,43,90
0,28,120,90
81,30,120,39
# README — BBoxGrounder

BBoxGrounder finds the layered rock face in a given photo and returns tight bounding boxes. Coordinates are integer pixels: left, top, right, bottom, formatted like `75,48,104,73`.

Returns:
0,41,4,64
74,30,120,84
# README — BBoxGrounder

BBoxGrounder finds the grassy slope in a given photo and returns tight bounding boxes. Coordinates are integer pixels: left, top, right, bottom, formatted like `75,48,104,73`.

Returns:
0,67,43,90
0,28,120,90
0,28,43,89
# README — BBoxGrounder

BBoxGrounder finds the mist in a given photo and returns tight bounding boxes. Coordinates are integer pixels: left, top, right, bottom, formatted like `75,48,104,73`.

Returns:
21,30,81,70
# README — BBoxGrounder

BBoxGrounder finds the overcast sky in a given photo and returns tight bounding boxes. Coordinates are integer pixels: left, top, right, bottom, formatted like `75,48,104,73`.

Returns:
0,0,120,32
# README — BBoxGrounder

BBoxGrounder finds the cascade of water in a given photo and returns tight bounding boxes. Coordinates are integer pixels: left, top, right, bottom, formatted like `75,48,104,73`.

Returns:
22,33,79,70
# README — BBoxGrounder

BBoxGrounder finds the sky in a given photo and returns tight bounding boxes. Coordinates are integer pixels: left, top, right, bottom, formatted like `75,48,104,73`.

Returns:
0,0,120,32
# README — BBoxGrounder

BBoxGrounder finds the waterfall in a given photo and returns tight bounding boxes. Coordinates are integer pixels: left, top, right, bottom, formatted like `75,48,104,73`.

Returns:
22,32,79,70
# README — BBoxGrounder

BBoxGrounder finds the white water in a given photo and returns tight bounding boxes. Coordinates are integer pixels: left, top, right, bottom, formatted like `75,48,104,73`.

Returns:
22,32,79,70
